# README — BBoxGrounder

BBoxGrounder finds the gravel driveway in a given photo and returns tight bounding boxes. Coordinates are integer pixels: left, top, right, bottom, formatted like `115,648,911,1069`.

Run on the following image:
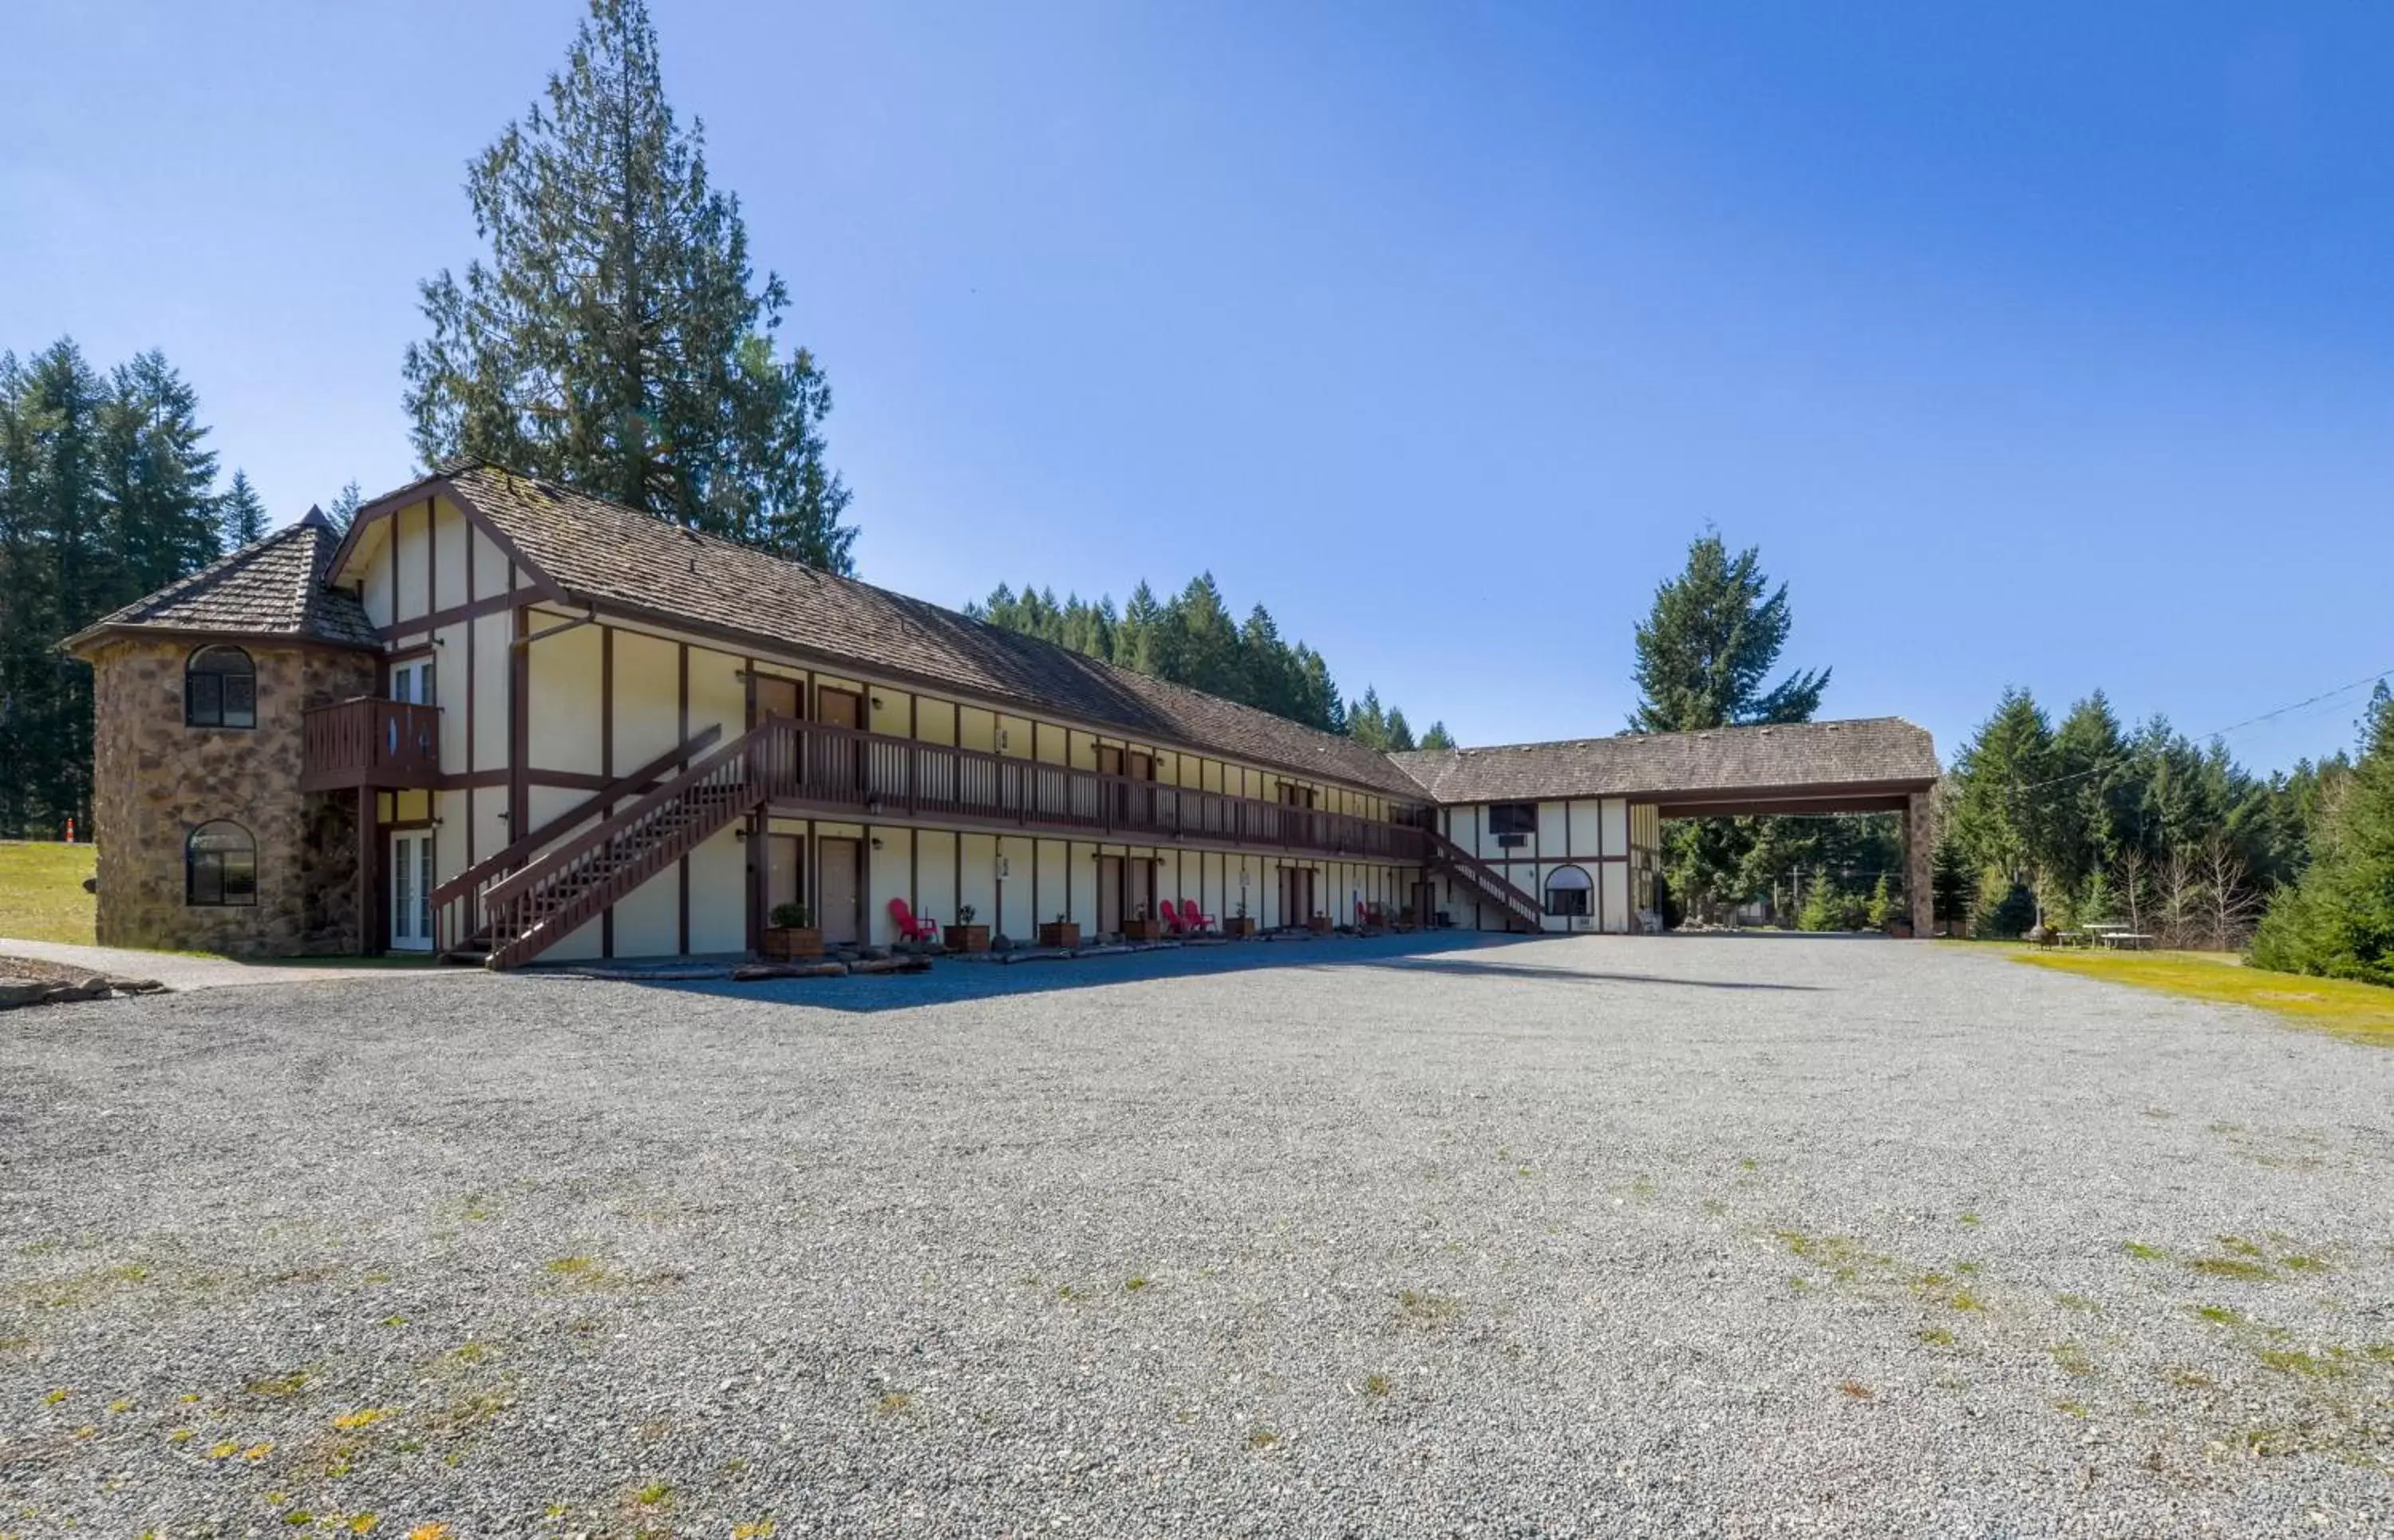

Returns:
3,934,2389,1537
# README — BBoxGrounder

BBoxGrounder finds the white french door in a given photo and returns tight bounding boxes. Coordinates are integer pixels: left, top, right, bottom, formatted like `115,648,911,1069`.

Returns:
390,656,435,705
390,831,434,951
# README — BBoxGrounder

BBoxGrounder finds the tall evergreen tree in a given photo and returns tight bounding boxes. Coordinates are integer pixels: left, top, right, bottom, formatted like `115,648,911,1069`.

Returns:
0,338,232,836
403,0,855,571
1417,721,1456,750
100,350,222,598
219,468,268,547
326,480,364,532
1631,531,1831,915
2250,684,2394,985
1949,688,2059,892
1630,531,1828,733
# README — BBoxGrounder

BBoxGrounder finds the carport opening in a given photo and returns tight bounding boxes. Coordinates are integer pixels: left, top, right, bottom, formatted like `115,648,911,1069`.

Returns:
1655,808,1909,933
1646,772,1934,937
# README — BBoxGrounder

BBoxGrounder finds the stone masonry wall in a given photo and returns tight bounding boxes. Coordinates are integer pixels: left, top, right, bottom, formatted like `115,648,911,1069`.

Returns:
90,637,377,957
1906,789,1936,938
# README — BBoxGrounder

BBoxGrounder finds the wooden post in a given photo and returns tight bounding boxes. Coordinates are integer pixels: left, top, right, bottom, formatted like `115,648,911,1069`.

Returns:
354,788,376,956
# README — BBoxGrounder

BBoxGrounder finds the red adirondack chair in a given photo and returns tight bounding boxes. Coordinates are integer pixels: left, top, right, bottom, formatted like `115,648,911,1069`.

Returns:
1176,898,1215,934
887,897,939,944
1157,905,1187,936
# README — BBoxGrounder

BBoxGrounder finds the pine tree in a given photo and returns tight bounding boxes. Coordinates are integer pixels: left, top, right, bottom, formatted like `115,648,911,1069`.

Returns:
2250,683,2394,985
967,572,1408,740
326,480,364,531
403,0,855,571
1631,530,1830,914
1417,721,1456,750
1948,688,2057,890
0,338,230,836
1630,531,1828,733
219,468,268,547
99,350,222,598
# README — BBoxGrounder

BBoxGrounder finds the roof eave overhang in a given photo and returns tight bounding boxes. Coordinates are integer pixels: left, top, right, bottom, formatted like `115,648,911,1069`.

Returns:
573,594,1431,806
58,623,383,661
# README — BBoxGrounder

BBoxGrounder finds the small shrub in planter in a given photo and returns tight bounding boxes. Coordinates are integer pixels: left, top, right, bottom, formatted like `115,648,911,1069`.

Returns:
1121,906,1162,942
762,902,822,959
1307,914,1333,934
1037,912,1081,949
949,903,990,953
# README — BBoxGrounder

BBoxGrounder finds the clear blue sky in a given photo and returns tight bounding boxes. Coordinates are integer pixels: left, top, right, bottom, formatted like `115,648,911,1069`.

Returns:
7,2,2390,774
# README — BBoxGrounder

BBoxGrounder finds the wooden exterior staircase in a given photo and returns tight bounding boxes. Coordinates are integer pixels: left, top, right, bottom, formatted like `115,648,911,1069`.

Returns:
1425,830,1544,932
474,721,784,970
429,725,724,964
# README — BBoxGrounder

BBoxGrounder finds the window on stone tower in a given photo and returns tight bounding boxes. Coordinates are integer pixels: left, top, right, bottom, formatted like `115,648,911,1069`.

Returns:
186,646,256,729
186,821,257,906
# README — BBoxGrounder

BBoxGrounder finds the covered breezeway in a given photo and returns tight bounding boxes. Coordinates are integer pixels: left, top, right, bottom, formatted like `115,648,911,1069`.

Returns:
1391,718,1941,936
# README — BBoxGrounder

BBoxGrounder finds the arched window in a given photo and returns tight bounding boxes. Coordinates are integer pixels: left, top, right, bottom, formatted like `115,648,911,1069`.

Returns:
186,821,257,907
1543,864,1593,918
185,646,256,729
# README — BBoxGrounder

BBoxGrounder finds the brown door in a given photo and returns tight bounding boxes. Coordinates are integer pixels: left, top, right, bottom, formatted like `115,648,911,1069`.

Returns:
817,836,863,945
814,687,865,799
753,676,800,725
765,834,803,915
1128,858,1154,928
1128,752,1154,831
1097,855,1123,934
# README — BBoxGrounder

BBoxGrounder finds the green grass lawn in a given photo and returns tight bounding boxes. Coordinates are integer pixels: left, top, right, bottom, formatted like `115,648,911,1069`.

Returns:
0,840,97,945
2011,946,2394,1047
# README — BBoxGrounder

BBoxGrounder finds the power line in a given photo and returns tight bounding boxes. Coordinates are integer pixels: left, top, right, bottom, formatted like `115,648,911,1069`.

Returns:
2005,664,2392,796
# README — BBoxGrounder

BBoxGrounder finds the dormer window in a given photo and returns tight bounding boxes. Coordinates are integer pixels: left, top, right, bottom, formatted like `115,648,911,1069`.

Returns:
186,646,256,729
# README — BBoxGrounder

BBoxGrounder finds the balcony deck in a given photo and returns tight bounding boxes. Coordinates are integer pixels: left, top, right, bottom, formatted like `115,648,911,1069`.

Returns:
757,718,1430,863
300,697,441,791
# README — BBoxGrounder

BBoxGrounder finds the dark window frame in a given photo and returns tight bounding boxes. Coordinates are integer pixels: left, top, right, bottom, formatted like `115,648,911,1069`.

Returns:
1543,863,1593,918
1487,802,1538,837
185,646,257,729
186,820,258,907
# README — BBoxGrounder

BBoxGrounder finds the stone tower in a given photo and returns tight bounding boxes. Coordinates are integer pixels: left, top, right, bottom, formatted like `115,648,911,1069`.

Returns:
63,510,381,957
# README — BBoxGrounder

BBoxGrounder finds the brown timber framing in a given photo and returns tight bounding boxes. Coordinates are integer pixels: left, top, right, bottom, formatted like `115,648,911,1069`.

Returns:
579,596,1416,812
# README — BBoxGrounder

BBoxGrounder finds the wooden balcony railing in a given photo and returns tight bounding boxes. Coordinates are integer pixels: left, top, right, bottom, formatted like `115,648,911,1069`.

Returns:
759,717,1429,863
300,697,442,791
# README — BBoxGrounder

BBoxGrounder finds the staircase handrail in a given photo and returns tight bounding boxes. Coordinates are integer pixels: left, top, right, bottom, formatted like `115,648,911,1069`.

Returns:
480,718,777,912
1425,827,1543,922
431,723,723,913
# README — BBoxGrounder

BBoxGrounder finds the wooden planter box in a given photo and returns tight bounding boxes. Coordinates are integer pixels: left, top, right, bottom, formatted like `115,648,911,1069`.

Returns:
761,926,823,960
1883,917,1915,940
1122,918,1162,942
948,924,990,953
1307,915,1333,935
1223,917,1257,938
1038,922,1082,949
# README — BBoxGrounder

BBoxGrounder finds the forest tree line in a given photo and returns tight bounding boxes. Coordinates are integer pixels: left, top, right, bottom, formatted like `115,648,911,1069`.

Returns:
1934,685,2364,951
0,342,272,838
968,578,1451,751
1935,680,2392,981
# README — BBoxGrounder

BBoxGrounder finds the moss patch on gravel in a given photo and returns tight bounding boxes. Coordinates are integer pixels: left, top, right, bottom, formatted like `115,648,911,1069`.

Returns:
2010,948,2394,1046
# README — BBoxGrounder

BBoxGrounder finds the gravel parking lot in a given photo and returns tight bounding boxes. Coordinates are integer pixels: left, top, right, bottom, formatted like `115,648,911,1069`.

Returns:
3,934,2391,1537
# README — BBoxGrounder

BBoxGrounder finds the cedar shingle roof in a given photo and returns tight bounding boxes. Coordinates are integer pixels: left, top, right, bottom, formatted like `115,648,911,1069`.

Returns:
429,464,1430,799
1388,718,1939,804
62,510,377,655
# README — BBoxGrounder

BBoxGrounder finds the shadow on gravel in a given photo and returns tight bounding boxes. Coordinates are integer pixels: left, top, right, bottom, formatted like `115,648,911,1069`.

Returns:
1357,954,1819,991
630,930,1590,1013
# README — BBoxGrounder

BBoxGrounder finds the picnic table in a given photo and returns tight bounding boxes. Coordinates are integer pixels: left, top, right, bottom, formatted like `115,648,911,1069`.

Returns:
2074,922,2153,951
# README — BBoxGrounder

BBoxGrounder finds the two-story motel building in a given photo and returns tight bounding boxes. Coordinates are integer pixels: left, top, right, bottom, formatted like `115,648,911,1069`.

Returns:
65,462,1940,966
